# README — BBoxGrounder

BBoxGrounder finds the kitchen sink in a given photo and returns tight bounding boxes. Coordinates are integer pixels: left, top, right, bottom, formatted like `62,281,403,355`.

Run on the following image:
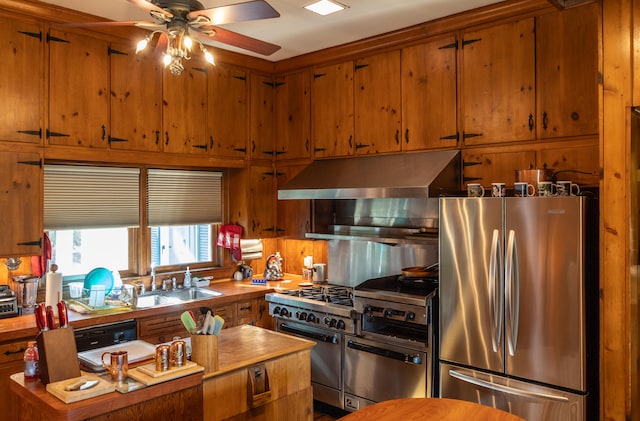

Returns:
132,287,223,309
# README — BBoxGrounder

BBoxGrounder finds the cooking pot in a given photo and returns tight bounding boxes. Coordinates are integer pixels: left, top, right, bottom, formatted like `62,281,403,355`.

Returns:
514,167,556,186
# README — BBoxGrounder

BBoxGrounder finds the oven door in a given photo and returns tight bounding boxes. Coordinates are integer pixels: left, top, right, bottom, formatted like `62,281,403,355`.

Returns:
344,335,427,411
277,319,343,408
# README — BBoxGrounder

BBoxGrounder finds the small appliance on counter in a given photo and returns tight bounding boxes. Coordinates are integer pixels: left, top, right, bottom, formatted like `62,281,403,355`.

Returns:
263,252,283,280
13,275,39,315
0,284,18,318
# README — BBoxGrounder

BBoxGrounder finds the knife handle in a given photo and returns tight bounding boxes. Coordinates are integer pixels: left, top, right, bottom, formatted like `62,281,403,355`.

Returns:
35,303,48,332
57,301,68,327
46,305,56,329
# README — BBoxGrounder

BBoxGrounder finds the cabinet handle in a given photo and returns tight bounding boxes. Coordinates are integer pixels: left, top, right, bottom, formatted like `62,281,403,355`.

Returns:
305,138,309,152
209,136,214,150
4,347,27,356
404,128,409,144
528,114,534,132
348,134,353,149
252,140,256,153
314,147,326,153
165,131,170,146
542,112,549,130
395,129,400,144
155,130,160,145
101,125,106,141
240,306,252,311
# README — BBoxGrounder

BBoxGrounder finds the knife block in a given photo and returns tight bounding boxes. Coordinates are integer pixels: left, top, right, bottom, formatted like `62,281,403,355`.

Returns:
36,328,81,384
190,334,218,373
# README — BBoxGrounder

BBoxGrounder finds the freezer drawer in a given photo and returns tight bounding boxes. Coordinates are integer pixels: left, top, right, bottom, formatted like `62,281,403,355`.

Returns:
440,363,586,421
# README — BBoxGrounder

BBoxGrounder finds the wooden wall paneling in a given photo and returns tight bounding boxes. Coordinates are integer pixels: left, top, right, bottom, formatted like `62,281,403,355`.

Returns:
602,0,633,420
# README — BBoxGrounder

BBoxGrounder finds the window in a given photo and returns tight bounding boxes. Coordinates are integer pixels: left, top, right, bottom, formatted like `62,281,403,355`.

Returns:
44,165,223,277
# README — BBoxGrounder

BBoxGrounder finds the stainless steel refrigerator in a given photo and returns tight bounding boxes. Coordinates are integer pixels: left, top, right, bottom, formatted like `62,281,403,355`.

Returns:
438,196,598,420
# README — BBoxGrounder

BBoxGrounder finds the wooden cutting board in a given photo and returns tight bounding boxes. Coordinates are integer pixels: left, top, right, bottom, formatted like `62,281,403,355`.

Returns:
46,374,115,403
129,361,204,386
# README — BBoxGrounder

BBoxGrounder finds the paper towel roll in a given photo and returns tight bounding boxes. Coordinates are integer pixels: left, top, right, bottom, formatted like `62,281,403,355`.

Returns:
45,271,63,316
241,251,263,261
240,239,263,254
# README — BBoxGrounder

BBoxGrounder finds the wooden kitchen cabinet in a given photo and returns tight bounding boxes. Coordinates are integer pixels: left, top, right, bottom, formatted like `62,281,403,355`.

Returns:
538,139,600,186
354,50,402,155
209,64,249,158
0,339,30,421
462,147,536,188
461,18,535,146
274,70,311,160
162,61,209,154
0,15,43,145
311,61,354,157
536,3,598,139
249,164,278,237
48,28,109,148
109,40,163,152
276,164,311,238
0,148,43,257
250,73,275,160
401,36,458,151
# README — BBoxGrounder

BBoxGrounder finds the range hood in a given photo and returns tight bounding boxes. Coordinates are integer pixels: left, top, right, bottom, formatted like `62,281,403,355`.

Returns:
278,150,461,200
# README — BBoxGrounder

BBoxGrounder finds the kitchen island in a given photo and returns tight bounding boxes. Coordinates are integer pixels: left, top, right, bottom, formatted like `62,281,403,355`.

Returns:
9,325,315,421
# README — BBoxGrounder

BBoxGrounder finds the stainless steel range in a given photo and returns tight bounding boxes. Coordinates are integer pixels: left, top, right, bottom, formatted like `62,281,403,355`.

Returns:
267,285,357,408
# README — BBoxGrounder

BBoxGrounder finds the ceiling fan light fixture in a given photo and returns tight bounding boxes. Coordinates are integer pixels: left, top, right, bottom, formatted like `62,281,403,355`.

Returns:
304,0,347,16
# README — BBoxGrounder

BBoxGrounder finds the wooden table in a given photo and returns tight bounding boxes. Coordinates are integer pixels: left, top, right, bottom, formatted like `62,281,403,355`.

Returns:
337,398,525,421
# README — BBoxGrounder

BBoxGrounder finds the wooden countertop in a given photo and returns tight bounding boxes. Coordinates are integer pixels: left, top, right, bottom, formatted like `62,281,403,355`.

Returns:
337,398,525,421
0,277,305,342
205,324,315,378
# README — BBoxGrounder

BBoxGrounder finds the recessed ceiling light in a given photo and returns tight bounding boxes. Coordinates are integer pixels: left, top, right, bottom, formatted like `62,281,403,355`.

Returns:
304,0,347,16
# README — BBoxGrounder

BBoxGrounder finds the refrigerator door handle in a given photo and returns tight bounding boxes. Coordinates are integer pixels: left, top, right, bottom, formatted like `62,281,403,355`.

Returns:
489,228,503,352
505,229,520,356
448,369,569,403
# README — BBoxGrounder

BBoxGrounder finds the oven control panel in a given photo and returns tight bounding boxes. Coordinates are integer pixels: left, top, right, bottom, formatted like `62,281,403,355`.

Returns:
268,302,355,334
355,297,429,325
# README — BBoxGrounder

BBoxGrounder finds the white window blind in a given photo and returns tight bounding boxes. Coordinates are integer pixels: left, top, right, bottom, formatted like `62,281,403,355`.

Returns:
147,169,223,226
44,165,140,230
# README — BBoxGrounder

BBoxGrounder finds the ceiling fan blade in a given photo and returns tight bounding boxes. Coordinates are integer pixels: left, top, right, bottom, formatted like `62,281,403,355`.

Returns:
199,26,281,56
188,0,279,25
52,20,163,30
126,0,173,20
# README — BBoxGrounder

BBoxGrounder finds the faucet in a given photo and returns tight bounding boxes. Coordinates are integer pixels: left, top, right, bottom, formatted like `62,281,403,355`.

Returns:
150,265,157,291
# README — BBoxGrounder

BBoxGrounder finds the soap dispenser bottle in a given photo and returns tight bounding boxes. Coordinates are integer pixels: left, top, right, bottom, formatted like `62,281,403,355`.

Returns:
184,267,192,288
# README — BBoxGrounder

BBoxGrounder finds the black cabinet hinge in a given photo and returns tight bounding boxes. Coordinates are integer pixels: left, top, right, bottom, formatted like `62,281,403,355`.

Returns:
17,129,42,138
18,31,42,41
463,161,482,167
439,40,458,50
233,147,247,153
18,159,42,168
262,81,276,88
463,176,483,182
314,147,327,153
46,34,69,44
233,75,247,81
108,47,127,56
354,63,369,71
462,38,482,47
440,133,459,140
463,132,483,139
192,144,208,151
108,136,128,143
314,73,326,79
46,129,70,139
17,238,42,248
355,143,370,149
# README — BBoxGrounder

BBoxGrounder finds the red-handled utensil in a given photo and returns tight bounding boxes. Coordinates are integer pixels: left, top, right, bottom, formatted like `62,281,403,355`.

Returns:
57,300,68,328
45,305,56,329
35,303,47,332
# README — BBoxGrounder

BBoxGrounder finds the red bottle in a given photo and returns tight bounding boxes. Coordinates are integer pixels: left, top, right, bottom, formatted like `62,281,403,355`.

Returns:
23,341,39,380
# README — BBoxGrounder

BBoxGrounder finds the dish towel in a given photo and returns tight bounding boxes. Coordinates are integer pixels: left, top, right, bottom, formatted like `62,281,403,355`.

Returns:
217,225,243,261
30,232,52,277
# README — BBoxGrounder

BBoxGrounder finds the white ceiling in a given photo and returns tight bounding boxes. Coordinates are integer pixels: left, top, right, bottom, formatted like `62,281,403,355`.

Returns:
36,0,504,61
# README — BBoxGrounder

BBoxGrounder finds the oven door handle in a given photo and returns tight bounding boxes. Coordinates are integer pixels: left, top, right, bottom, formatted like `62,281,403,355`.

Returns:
347,340,422,365
280,323,339,344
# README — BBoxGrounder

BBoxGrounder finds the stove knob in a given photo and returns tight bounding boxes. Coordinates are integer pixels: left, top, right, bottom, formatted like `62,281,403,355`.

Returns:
329,319,337,328
323,317,331,326
297,312,308,321
273,306,281,315
406,312,416,321
336,319,346,330
307,313,316,323
280,307,290,317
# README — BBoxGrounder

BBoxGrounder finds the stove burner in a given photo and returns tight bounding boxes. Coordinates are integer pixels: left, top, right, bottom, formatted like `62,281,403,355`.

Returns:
280,285,353,306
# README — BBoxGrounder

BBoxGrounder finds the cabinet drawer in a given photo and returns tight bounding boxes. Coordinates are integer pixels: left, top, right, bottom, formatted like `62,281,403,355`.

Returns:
138,313,186,344
236,300,254,325
211,304,236,329
0,340,29,365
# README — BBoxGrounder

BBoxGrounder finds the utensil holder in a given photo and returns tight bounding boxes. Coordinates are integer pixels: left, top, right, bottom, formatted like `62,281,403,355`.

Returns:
190,334,218,373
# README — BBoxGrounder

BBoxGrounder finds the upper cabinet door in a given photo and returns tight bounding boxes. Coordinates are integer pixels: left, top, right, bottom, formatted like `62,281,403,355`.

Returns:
0,16,43,144
162,63,209,154
274,70,311,160
354,50,402,155
110,41,163,152
536,3,598,139
461,18,535,146
402,36,458,151
209,65,249,158
250,73,275,160
0,149,43,257
48,29,109,148
312,61,354,158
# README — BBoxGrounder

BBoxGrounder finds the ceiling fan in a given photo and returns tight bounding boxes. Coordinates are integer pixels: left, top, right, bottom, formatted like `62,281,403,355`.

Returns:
59,0,281,75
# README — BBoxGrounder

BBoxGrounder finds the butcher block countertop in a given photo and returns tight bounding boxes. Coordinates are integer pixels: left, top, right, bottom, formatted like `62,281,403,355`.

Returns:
0,277,303,342
206,324,315,378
